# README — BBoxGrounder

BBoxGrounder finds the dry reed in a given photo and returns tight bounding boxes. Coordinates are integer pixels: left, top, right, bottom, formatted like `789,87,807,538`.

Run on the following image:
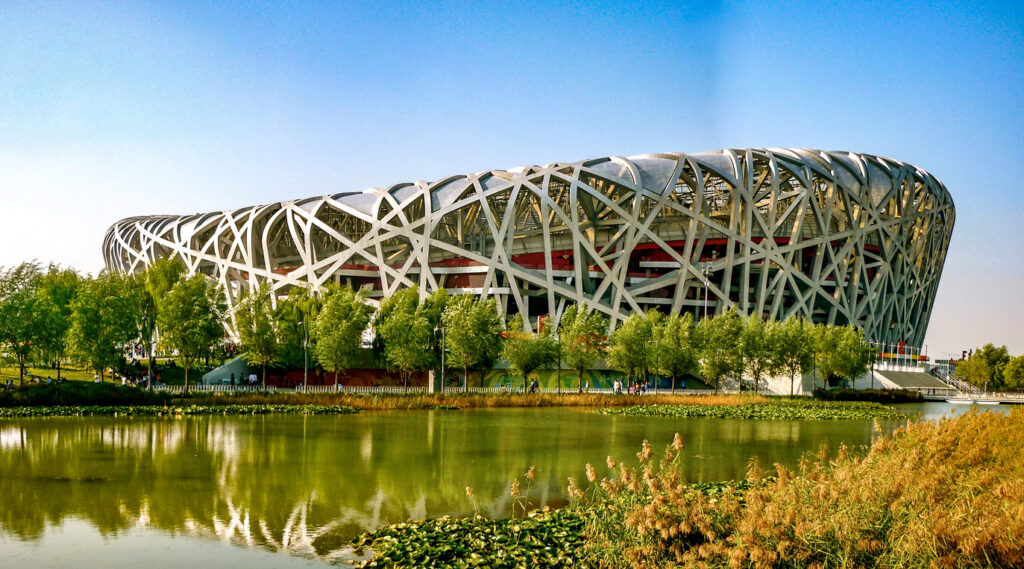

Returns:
574,407,1024,568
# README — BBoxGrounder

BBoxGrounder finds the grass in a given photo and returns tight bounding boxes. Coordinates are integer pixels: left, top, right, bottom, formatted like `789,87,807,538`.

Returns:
179,392,769,411
350,408,1024,568
597,398,912,420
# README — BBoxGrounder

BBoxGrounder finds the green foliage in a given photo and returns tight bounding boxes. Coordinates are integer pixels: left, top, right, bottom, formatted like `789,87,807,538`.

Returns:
234,282,279,388
313,284,372,386
1004,355,1024,391
740,313,775,393
273,286,322,369
956,343,1011,390
695,307,743,393
0,381,168,407
606,312,653,385
140,257,185,375
374,286,434,388
558,303,608,392
773,316,816,396
443,294,503,389
157,274,225,389
598,398,911,420
34,264,81,380
653,313,699,393
69,272,140,381
812,388,923,403
500,314,558,391
0,262,50,384
352,508,585,569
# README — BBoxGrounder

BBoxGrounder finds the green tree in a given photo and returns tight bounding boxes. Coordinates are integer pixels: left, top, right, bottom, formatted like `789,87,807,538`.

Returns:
0,263,49,385
500,313,558,392
141,257,185,383
835,326,874,388
1003,355,1024,391
773,316,816,396
374,286,433,390
558,303,608,393
654,312,699,394
274,286,322,370
69,272,140,382
813,323,841,389
157,274,226,391
234,282,279,391
313,284,372,389
695,308,743,393
606,312,654,390
954,344,1011,392
35,264,81,381
443,294,503,391
741,314,776,394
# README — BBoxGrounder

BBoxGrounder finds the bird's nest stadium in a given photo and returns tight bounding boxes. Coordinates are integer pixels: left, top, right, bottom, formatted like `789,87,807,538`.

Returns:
104,148,954,346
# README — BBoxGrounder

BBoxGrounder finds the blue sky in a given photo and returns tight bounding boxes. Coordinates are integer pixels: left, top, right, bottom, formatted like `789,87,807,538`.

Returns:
1,0,1021,357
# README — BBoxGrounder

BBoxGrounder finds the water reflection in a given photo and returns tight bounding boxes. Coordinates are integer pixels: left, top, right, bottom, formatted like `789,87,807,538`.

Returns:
0,404,969,564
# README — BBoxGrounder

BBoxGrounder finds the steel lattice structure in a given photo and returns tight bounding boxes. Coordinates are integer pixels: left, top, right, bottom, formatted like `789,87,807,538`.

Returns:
104,148,954,345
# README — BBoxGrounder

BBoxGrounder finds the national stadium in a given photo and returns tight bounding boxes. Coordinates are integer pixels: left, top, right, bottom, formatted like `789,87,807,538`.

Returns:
104,148,954,347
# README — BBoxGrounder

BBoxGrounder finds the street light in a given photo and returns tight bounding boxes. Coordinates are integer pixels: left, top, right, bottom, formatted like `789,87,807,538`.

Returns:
298,319,309,391
434,323,446,391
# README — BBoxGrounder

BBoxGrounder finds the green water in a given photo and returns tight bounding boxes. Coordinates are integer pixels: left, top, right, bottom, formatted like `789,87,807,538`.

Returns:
0,403,972,566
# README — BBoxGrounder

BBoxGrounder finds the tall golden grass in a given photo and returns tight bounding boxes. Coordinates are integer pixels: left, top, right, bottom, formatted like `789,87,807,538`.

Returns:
177,392,767,410
574,408,1024,568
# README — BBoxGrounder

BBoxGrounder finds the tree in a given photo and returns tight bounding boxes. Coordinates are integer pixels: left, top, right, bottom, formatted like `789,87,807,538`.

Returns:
1003,355,1024,391
955,351,1000,392
234,282,279,391
741,314,776,394
0,263,49,386
501,313,558,392
695,308,743,393
274,285,322,370
772,316,816,396
141,257,186,383
558,303,608,393
813,323,841,389
834,326,874,387
313,284,372,389
654,313,699,394
973,344,1010,390
443,294,503,391
157,274,225,392
69,272,140,382
606,312,654,391
36,265,81,382
374,286,433,390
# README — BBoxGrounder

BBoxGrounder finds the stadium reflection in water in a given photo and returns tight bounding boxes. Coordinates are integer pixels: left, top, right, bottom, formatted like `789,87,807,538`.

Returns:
0,407,943,566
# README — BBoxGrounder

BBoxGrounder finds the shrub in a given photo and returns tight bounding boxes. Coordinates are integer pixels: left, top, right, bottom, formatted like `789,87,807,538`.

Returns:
813,387,923,403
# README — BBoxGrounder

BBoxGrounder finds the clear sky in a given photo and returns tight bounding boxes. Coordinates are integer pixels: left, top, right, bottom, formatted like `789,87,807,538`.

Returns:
1,1,1021,358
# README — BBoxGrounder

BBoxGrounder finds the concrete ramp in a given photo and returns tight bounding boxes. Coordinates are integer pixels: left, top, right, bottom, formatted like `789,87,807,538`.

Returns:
874,370,948,390
202,356,250,385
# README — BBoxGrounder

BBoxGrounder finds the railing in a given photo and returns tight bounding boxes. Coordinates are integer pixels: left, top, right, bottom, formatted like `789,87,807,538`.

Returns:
153,384,278,394
903,386,1024,403
930,368,981,394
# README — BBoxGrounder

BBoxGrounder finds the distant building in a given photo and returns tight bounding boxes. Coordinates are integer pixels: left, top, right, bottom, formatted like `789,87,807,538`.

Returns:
104,148,954,346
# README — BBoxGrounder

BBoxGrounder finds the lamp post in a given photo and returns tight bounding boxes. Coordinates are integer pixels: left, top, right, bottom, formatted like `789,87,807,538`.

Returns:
434,323,446,391
702,263,711,320
299,320,308,391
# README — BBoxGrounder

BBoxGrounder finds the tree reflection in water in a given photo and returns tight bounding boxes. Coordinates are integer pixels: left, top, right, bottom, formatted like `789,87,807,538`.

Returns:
0,408,884,563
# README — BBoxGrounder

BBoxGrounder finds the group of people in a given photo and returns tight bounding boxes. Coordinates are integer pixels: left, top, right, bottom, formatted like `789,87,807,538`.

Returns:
611,379,650,394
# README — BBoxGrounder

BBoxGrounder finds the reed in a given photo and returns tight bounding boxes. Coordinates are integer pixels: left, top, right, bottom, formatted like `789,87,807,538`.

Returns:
575,407,1024,568
176,392,767,411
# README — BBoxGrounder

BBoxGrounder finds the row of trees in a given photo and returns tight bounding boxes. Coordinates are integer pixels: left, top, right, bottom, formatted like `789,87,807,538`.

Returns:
3,259,876,393
955,343,1024,391
0,260,224,388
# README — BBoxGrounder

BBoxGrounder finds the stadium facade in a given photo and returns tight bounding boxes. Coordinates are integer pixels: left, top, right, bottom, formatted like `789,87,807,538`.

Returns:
104,148,954,346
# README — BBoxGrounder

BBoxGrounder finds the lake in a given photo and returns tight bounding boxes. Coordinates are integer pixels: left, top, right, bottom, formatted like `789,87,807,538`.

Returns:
0,402,978,567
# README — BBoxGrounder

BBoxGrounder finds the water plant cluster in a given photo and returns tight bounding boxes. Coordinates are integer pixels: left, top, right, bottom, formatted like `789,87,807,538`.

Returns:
597,398,911,420
0,403,359,418
352,508,585,568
